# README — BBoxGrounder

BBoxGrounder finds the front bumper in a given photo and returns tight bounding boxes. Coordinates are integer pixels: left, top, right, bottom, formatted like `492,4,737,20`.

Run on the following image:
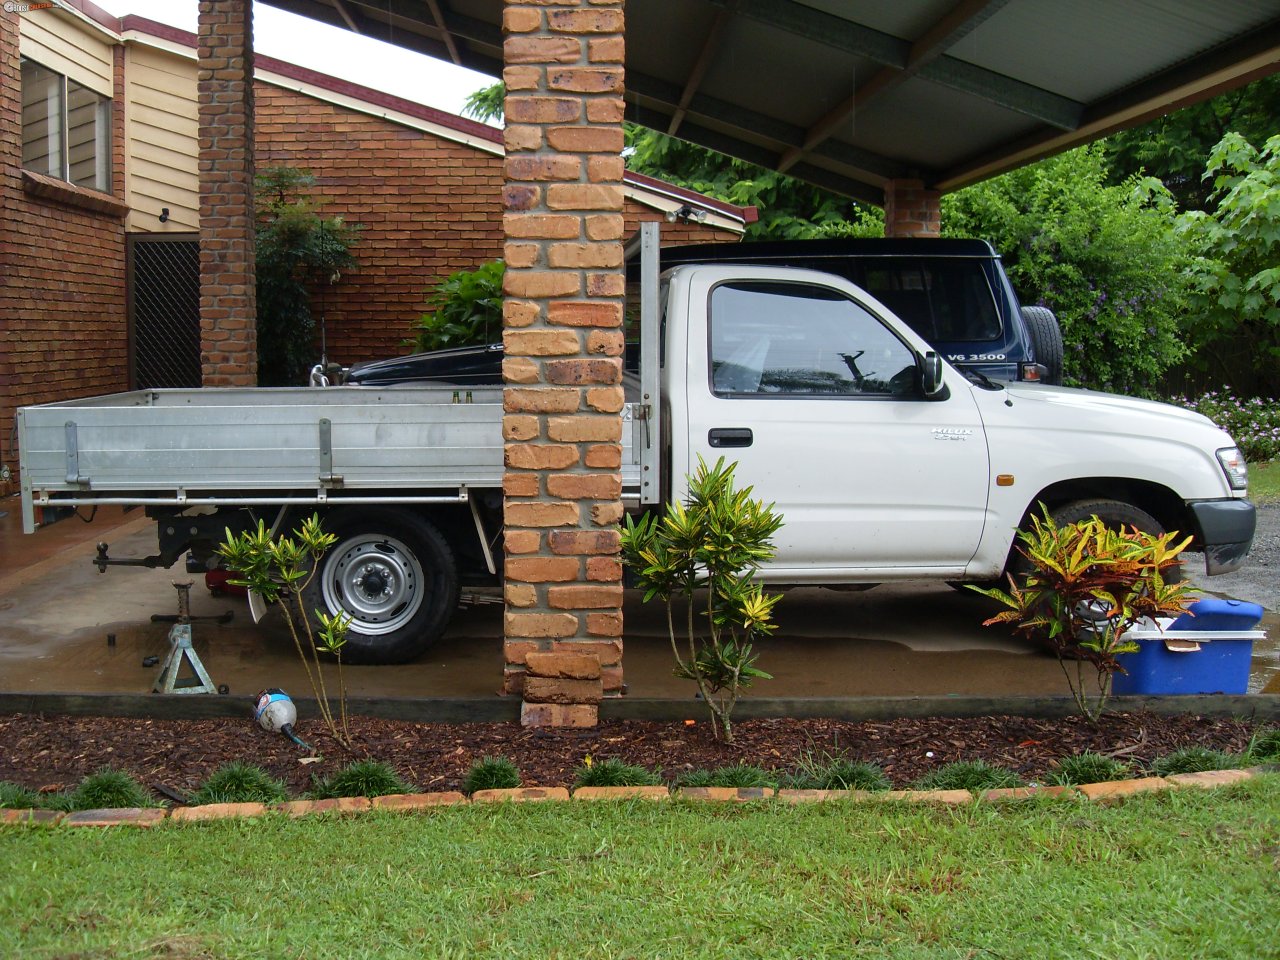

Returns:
1188,498,1256,575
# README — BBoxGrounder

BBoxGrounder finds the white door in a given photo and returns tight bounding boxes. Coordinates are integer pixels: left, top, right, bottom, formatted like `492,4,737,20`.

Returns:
683,275,991,580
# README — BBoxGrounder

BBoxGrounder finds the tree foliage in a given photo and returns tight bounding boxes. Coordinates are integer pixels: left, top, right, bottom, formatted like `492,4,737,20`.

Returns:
624,126,870,240
463,81,870,240
462,83,504,123
255,167,359,386
942,146,1191,395
1175,134,1280,395
1106,76,1280,212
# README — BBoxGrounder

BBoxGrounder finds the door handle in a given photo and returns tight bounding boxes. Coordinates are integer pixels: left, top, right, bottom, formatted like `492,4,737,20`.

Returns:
708,428,753,448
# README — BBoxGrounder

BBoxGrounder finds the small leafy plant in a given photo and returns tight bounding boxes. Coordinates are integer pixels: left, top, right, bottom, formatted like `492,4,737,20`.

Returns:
411,259,505,352
621,457,784,743
462,756,522,794
972,508,1195,722
309,760,413,799
677,764,777,789
783,753,892,792
1046,751,1132,786
1150,747,1244,777
189,763,288,806
65,769,159,810
572,758,663,789
913,760,1024,793
219,514,352,748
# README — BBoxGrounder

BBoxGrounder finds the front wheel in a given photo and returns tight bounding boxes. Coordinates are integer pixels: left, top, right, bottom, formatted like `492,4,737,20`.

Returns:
301,508,460,664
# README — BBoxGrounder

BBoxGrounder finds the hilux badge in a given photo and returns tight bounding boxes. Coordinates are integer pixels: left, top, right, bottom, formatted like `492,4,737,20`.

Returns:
932,427,973,440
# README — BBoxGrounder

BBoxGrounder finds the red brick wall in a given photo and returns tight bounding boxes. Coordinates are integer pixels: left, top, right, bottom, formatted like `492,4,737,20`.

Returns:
253,82,739,367
198,0,257,387
0,10,127,496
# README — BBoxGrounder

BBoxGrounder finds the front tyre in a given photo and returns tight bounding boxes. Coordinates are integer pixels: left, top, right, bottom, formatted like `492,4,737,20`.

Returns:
302,508,460,664
1005,498,1178,583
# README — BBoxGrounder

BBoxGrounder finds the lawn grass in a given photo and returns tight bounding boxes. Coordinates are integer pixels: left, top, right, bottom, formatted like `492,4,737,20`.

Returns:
1250,458,1280,503
2,777,1277,959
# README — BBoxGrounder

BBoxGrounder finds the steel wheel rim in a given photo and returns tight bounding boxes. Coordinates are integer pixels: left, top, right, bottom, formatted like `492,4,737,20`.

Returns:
321,533,424,636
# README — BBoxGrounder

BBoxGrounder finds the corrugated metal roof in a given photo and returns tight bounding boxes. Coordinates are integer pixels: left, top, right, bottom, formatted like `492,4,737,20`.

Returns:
262,0,1280,205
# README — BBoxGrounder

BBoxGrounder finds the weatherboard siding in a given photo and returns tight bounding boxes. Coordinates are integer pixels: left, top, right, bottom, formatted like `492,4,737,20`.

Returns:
124,44,198,231
19,11,113,97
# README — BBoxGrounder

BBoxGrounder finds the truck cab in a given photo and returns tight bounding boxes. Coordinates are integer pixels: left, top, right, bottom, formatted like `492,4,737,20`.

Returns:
658,237,1061,385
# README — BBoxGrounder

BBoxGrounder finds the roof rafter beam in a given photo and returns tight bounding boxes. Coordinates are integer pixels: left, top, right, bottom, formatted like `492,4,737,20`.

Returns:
938,16,1280,191
330,0,360,33
626,110,889,205
777,0,1009,174
425,0,462,65
627,70,923,184
668,3,735,137
707,0,1083,130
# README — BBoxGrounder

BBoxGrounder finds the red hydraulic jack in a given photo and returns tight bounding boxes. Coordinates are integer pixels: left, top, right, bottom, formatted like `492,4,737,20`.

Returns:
152,581,226,695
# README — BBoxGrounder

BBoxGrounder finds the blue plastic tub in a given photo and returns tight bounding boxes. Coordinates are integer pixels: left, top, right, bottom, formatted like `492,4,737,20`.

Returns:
1112,599,1264,696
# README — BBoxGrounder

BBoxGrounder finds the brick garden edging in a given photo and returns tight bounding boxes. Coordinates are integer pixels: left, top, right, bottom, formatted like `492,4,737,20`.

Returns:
2,769,1270,827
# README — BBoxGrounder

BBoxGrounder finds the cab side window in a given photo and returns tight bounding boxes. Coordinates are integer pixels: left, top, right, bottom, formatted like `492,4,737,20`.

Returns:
710,281,918,397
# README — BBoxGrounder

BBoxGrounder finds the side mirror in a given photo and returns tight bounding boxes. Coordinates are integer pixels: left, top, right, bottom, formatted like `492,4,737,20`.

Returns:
921,351,948,400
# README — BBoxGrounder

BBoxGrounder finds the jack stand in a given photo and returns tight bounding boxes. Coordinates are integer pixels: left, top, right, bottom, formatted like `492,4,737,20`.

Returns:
153,581,219,696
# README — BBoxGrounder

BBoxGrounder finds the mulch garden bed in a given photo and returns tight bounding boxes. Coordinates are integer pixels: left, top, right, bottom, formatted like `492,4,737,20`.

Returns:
0,710,1261,801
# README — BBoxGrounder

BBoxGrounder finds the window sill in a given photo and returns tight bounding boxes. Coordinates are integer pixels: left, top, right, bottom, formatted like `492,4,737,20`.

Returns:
22,170,129,218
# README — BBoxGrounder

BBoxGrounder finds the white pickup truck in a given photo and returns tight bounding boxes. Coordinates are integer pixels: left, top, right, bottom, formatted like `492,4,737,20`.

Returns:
18,225,1256,663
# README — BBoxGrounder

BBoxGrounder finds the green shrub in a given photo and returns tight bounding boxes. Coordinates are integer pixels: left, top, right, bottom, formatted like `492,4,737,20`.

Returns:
943,144,1190,396
255,166,359,386
1245,726,1280,764
1150,747,1244,777
309,760,412,800
620,457,784,743
1046,751,1131,786
411,259,505,353
189,763,288,806
1168,391,1280,463
572,758,663,789
783,754,891,791
913,761,1024,793
462,756,522,795
67,768,159,810
678,764,777,789
0,781,41,809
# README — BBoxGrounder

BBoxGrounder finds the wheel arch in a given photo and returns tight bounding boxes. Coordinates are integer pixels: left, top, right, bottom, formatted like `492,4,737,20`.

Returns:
1019,477,1195,544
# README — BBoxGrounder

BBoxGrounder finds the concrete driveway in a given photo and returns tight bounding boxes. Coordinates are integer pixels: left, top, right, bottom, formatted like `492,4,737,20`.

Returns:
1,496,1275,700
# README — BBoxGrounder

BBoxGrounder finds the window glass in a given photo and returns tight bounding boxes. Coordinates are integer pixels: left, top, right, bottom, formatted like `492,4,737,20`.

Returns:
21,58,62,178
67,79,110,192
858,259,1001,342
20,58,111,192
710,281,918,397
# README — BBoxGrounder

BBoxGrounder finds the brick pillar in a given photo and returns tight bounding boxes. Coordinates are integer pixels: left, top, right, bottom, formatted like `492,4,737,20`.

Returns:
883,178,941,238
112,45,126,201
197,0,257,386
501,0,626,727
0,7,19,496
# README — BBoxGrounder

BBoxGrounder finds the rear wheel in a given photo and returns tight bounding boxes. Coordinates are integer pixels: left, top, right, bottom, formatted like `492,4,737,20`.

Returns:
302,508,460,664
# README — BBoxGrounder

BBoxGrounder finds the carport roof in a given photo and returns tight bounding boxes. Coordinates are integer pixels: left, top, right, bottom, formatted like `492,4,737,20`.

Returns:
262,0,1280,205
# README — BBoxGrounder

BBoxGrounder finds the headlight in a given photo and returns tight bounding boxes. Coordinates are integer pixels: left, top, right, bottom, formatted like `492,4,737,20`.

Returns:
1216,447,1248,491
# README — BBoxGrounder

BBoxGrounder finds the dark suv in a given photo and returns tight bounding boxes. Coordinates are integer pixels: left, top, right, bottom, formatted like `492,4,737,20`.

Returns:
340,237,1062,387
